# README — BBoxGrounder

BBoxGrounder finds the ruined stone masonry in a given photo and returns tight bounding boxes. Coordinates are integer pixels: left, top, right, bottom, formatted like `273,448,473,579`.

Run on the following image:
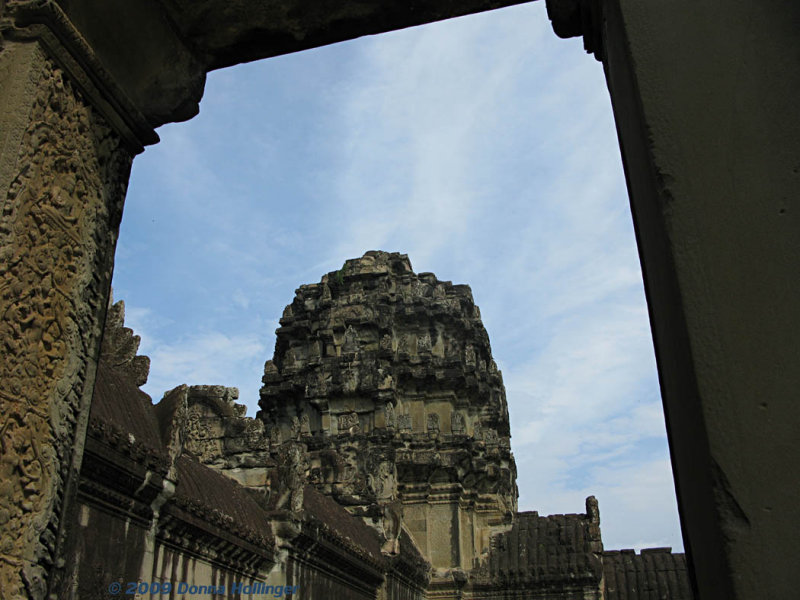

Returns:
258,251,517,573
177,251,692,599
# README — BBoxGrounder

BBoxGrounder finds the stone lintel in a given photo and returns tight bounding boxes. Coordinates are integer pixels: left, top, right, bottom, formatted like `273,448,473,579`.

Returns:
6,0,537,127
165,0,535,72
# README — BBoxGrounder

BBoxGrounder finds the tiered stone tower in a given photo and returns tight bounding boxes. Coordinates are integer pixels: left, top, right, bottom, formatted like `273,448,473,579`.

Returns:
152,251,690,599
258,251,517,572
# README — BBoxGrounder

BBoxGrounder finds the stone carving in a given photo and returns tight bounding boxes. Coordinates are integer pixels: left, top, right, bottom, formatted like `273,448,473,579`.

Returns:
451,411,465,434
397,413,412,432
245,419,266,447
178,386,272,474
465,345,477,367
291,416,301,439
343,325,359,353
339,460,358,486
299,414,311,436
184,405,222,462
369,461,397,503
368,459,403,555
381,501,403,555
378,369,393,390
380,334,392,352
417,333,432,353
384,402,396,429
337,412,360,434
100,300,150,386
397,333,412,355
187,408,211,440
0,46,132,597
190,439,220,462
275,443,308,514
427,413,440,433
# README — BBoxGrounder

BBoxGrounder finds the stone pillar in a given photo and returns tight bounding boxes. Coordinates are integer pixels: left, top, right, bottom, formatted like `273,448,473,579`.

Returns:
0,3,155,597
547,1,800,598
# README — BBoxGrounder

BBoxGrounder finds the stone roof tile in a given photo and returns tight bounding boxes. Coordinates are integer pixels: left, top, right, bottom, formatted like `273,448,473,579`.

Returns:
89,356,168,472
302,484,383,562
603,548,693,599
477,508,603,587
172,455,274,548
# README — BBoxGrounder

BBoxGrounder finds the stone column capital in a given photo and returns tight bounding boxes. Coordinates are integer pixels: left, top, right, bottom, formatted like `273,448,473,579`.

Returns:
2,0,158,152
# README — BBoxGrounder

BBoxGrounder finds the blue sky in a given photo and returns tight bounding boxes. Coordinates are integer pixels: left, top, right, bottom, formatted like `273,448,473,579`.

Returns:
112,2,683,552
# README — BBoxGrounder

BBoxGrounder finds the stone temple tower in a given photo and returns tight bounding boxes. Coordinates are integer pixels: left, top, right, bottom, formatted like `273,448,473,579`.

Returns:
258,251,517,572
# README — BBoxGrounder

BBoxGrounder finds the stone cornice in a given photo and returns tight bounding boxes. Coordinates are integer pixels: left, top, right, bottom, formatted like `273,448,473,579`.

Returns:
545,0,604,61
2,0,158,151
87,417,170,476
289,528,385,591
77,450,162,526
168,490,273,551
157,510,274,576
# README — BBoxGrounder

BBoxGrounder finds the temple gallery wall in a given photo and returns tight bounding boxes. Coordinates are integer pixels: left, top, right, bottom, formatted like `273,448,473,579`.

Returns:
66,250,693,600
0,1,798,599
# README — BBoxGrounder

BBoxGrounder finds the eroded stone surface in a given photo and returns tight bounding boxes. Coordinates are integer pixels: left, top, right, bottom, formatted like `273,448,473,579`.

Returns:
0,42,131,599
256,251,517,570
174,385,273,490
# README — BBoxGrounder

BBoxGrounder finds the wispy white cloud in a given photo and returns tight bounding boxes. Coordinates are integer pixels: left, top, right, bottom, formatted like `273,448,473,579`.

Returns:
523,456,682,551
122,304,268,409
144,331,266,402
327,10,538,264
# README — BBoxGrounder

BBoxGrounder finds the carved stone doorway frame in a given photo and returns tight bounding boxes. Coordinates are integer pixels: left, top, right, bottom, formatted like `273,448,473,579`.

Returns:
0,1,798,598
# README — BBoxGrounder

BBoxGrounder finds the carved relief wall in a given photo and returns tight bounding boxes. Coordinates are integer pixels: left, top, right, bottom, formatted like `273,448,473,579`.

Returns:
0,39,133,598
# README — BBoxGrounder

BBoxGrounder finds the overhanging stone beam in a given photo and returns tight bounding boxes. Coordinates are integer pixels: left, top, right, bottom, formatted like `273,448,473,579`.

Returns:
161,0,535,71
52,0,534,127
